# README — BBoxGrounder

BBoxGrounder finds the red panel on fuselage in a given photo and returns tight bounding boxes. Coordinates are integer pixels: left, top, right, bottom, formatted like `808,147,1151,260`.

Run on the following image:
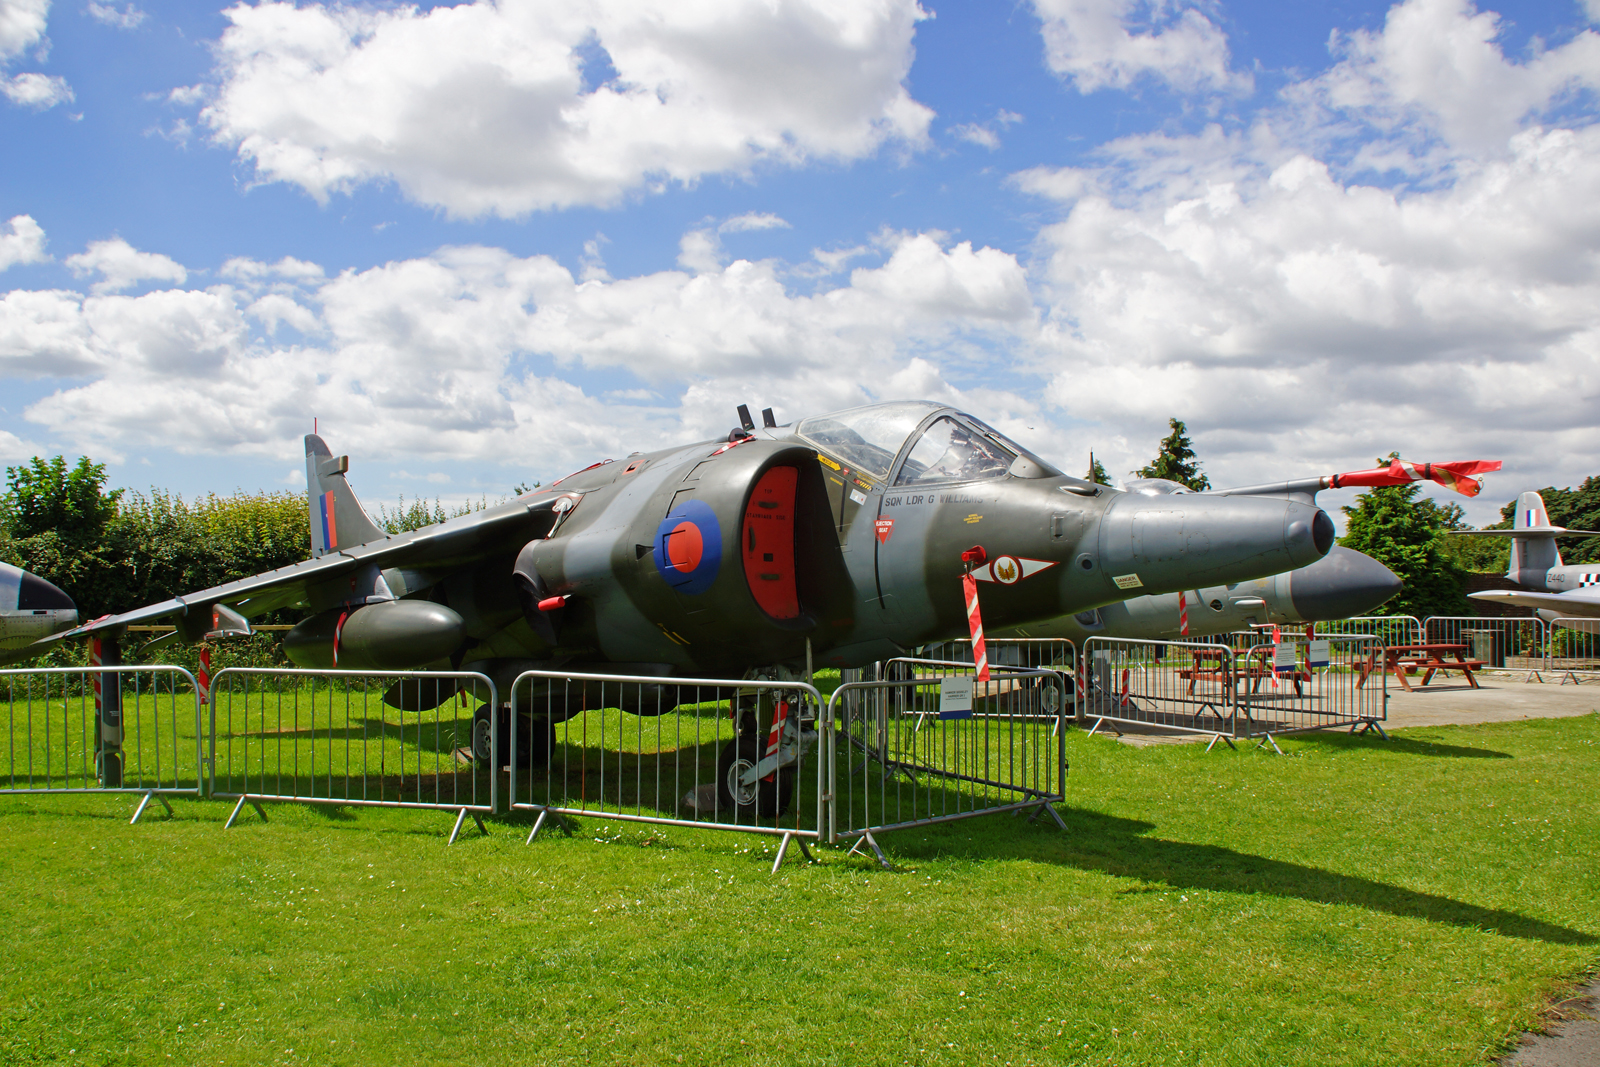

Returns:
743,466,800,620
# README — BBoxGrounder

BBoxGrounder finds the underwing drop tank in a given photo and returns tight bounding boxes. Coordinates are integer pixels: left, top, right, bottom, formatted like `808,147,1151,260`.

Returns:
284,600,466,671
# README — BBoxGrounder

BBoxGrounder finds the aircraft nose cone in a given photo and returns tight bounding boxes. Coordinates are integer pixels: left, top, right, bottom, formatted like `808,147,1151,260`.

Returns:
1096,493,1335,595
1288,546,1401,621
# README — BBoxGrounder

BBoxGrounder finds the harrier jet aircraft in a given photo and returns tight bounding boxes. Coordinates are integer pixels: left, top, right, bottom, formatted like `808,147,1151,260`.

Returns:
0,562,78,666
1458,491,1600,622
63,400,1335,784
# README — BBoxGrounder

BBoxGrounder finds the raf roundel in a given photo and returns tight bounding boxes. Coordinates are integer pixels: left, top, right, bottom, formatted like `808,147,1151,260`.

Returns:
653,499,723,596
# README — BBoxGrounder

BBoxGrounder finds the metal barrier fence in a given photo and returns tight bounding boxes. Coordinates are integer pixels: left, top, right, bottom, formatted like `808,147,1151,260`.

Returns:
208,668,498,843
1315,615,1423,646
921,637,1079,672
1424,616,1548,681
1546,618,1600,684
0,665,203,822
508,671,825,872
828,659,1068,866
1234,634,1386,751
917,638,1078,731
1079,637,1240,748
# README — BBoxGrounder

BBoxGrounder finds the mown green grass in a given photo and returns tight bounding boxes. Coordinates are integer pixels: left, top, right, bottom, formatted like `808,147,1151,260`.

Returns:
2,713,1597,1067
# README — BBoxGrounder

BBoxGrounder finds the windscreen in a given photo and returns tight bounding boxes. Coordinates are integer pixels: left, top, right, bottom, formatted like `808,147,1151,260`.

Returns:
894,417,1015,486
796,402,942,478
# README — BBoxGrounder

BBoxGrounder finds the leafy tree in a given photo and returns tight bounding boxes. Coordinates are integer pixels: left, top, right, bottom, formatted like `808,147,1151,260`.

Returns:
1086,453,1110,486
1137,418,1211,491
5,456,122,544
1339,454,1472,617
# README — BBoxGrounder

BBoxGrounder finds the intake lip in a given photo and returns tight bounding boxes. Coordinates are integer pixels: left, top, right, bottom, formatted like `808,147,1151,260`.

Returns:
1288,546,1402,622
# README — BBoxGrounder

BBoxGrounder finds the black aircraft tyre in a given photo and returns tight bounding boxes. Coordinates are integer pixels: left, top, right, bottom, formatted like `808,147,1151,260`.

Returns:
715,732,793,818
471,707,555,768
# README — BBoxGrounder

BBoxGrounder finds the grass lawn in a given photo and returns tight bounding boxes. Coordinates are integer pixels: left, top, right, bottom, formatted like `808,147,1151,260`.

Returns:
1,713,1596,1067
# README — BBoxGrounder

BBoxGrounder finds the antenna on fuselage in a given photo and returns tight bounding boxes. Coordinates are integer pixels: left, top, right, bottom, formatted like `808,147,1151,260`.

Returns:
736,405,755,431
761,408,776,428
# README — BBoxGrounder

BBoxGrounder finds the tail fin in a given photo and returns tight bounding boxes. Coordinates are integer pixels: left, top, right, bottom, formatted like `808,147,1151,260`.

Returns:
306,435,385,557
1509,491,1561,581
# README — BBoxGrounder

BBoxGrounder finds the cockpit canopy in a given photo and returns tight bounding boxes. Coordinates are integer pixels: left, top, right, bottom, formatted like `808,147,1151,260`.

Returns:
795,401,1061,486
1123,477,1198,496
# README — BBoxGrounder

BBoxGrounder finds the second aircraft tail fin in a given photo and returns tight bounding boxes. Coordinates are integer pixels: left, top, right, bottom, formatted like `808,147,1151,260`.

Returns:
1509,491,1561,581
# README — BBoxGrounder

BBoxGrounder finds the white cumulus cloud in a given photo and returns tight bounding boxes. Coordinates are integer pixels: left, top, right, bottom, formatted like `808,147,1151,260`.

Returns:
85,1,146,29
0,215,47,270
2,70,70,107
1,0,73,109
1017,0,1600,517
1031,0,1249,95
0,0,48,58
196,0,935,218
65,237,188,294
2,227,1039,474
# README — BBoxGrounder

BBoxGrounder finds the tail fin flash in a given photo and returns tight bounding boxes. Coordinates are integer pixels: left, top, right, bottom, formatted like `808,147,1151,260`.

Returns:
1509,491,1561,581
306,435,385,557
1514,490,1549,531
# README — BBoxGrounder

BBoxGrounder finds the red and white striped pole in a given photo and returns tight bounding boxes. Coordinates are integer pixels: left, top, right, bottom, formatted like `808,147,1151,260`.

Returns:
960,546,990,682
1179,590,1189,636
197,645,212,707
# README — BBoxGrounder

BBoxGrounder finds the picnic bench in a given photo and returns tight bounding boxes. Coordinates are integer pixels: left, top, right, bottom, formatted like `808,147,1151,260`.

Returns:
1357,643,1483,692
1176,647,1311,696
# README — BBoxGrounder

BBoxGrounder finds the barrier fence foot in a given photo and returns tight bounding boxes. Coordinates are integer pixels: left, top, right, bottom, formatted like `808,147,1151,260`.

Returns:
223,795,266,829
446,807,486,845
768,831,812,876
524,809,574,844
129,792,174,825
1033,802,1068,832
1203,733,1236,753
846,831,891,870
1254,733,1285,756
1356,719,1390,740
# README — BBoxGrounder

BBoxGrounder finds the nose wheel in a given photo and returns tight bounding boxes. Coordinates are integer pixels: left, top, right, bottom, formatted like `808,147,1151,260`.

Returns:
715,732,794,818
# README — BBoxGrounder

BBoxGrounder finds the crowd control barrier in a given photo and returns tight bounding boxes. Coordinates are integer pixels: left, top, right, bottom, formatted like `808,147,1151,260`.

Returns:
508,670,825,872
1,665,203,821
1315,615,1423,647
207,668,498,843
1079,637,1240,748
827,659,1068,867
1233,634,1386,751
1423,616,1548,681
1545,618,1600,684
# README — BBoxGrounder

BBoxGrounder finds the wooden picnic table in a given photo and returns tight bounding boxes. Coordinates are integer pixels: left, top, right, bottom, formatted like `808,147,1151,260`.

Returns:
1176,647,1311,696
1358,643,1483,692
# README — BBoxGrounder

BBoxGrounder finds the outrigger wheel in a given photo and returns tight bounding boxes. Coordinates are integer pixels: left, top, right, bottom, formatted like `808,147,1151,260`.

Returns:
470,706,556,768
715,715,794,818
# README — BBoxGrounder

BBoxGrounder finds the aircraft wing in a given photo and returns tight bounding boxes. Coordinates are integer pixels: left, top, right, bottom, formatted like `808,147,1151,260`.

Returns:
61,493,570,639
1467,589,1600,618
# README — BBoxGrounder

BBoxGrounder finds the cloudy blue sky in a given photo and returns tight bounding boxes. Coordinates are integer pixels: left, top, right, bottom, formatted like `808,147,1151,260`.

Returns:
2,0,1597,524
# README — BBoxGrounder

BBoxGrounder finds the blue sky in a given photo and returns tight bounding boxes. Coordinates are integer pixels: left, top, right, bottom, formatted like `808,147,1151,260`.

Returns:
2,0,1598,525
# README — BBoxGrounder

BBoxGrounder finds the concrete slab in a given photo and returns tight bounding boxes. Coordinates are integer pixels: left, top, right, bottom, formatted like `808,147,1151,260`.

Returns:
1385,674,1599,730
1502,975,1599,1067
1096,673,1597,746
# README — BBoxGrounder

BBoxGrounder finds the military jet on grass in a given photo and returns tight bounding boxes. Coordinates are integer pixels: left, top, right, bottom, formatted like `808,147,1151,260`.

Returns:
0,562,78,666
63,400,1334,807
1457,491,1600,626
1002,457,1502,645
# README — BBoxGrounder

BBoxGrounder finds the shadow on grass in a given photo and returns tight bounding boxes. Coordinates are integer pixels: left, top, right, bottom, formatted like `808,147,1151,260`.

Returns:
1025,807,1594,946
1290,732,1513,759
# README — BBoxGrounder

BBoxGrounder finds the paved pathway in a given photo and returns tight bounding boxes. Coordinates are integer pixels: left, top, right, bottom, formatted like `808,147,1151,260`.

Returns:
1503,975,1599,1067
1103,674,1597,746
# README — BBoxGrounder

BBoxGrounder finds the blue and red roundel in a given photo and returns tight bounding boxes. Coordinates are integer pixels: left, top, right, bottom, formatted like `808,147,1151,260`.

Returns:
654,499,722,596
